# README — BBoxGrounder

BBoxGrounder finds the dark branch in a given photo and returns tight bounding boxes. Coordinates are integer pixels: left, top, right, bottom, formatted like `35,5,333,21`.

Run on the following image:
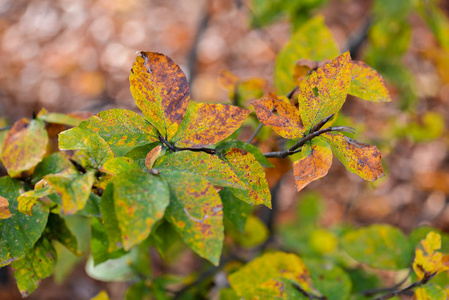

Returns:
310,113,335,133
159,134,177,152
69,159,87,174
176,147,216,154
0,125,12,132
345,17,372,59
359,269,411,297
292,283,327,300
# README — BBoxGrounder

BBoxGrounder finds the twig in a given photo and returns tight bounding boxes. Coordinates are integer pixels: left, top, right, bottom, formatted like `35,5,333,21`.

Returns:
292,283,327,300
370,272,436,300
187,1,211,87
359,268,411,297
158,134,177,152
345,17,372,59
177,147,216,154
0,125,12,132
263,126,355,158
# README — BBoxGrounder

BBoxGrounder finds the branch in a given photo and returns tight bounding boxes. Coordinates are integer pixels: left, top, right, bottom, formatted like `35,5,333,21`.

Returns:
292,283,327,300
345,17,372,59
176,147,216,154
263,126,355,158
369,272,437,300
359,268,411,297
0,125,12,132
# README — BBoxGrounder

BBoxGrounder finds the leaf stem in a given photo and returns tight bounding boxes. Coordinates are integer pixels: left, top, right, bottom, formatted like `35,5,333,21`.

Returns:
158,134,177,152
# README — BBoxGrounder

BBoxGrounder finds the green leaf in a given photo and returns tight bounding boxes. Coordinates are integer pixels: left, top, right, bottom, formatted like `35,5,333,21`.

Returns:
349,61,391,102
100,183,123,252
297,52,352,129
409,226,449,254
58,127,114,169
11,236,56,297
91,217,127,266
0,177,49,267
130,52,190,140
149,220,183,260
220,188,251,232
45,170,96,215
124,142,161,170
220,148,271,208
0,118,48,177
341,224,413,270
38,112,83,127
79,109,158,156
228,252,311,299
154,150,245,189
31,152,72,185
100,157,141,175
162,171,224,266
274,15,340,95
414,283,446,300
216,140,274,168
45,213,80,256
303,259,352,300
322,132,384,181
17,186,54,216
171,102,250,148
77,193,101,217
113,170,170,250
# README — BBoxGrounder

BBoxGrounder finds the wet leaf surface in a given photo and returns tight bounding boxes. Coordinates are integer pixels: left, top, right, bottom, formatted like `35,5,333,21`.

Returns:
349,61,391,102
79,109,158,156
220,148,271,208
298,52,352,129
0,176,49,267
130,52,190,139
293,138,333,191
112,170,169,250
322,132,384,181
0,118,48,177
172,103,250,148
228,252,311,299
252,98,304,139
154,150,244,189
162,171,224,265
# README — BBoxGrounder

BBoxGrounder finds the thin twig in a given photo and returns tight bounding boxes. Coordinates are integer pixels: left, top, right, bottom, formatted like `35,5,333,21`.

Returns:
370,273,436,300
292,283,327,300
176,147,216,154
159,134,177,152
359,268,412,297
247,122,263,144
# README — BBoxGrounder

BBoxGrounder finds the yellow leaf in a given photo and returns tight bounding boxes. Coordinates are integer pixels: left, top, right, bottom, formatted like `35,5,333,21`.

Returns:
412,232,449,280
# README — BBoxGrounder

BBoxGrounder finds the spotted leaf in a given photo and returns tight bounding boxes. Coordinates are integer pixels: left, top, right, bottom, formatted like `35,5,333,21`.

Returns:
349,61,391,102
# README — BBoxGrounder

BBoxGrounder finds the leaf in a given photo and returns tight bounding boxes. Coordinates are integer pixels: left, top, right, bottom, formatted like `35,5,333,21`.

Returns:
216,140,274,168
298,52,352,129
414,284,446,300
341,224,412,270
275,15,340,95
303,259,352,300
90,291,110,300
38,112,83,127
113,170,170,250
0,176,49,267
31,152,72,185
220,148,271,208
0,196,12,219
100,157,141,176
85,250,139,282
252,98,304,139
172,102,250,148
0,118,48,177
349,61,391,102
18,186,54,215
293,138,332,191
46,213,79,255
79,109,158,156
154,150,245,189
413,232,449,280
409,226,449,253
228,252,311,299
124,142,161,170
231,215,268,248
100,183,123,252
11,236,56,297
219,70,267,108
145,145,162,170
162,171,224,265
59,127,114,169
322,132,384,181
130,52,190,139
91,217,126,266
220,188,251,232
45,170,96,215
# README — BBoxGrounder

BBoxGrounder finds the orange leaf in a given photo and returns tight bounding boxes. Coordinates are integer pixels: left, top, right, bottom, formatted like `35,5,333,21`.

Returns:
172,103,250,148
0,196,12,219
293,138,332,191
252,98,304,139
145,145,162,170
130,52,190,139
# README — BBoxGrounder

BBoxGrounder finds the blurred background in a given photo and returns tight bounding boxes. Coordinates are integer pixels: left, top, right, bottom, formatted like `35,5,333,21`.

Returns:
0,0,449,299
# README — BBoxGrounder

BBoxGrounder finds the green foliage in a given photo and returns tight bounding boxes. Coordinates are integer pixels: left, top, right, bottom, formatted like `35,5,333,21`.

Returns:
0,9,447,297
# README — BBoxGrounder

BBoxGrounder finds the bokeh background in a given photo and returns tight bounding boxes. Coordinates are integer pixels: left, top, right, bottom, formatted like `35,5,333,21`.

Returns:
1,0,449,299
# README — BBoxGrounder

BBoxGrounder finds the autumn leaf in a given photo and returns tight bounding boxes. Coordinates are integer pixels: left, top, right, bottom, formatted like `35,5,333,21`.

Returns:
293,138,333,191
252,97,304,139
349,60,391,102
17,186,54,216
78,109,158,156
413,232,449,280
219,70,267,107
162,171,224,266
100,157,140,176
130,52,190,139
145,145,162,170
322,132,384,181
0,118,48,177
228,252,312,299
0,196,12,219
298,51,352,129
38,111,84,127
171,102,250,148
